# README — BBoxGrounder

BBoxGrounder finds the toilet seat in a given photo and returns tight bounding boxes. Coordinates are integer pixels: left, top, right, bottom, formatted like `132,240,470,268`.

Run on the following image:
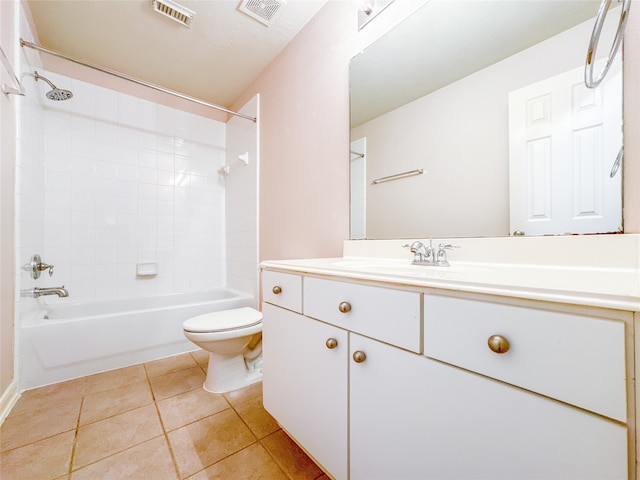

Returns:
183,307,262,333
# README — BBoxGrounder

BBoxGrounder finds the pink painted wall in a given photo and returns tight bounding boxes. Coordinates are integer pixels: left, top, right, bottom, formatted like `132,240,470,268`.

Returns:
233,1,354,261
0,0,17,399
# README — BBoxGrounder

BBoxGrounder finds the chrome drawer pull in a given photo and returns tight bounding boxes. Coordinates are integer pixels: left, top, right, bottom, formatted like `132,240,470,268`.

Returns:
272,285,282,295
487,335,510,354
338,302,352,313
353,351,367,363
326,338,338,349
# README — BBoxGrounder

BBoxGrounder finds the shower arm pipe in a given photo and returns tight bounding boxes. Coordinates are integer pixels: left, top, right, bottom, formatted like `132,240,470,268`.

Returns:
20,39,256,123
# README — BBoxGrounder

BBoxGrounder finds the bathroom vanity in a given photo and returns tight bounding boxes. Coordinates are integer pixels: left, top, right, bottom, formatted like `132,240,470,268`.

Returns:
260,236,639,480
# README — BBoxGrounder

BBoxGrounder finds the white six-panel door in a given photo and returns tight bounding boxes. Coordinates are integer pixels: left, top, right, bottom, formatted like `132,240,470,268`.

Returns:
508,59,622,236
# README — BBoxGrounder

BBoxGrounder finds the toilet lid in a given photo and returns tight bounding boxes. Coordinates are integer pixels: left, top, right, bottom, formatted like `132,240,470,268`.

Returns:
183,307,262,333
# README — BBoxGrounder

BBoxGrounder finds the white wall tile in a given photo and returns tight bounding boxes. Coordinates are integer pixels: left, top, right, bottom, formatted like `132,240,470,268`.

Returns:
138,100,157,131
71,81,96,117
45,152,71,173
118,94,139,128
118,145,139,165
96,124,119,147
157,170,175,187
139,132,157,152
95,161,118,180
138,167,157,184
96,88,118,122
117,164,138,182
71,137,95,159
71,117,95,143
45,132,72,155
139,150,157,169
118,127,139,148
156,105,175,136
95,142,118,163
138,229,158,248
21,71,229,303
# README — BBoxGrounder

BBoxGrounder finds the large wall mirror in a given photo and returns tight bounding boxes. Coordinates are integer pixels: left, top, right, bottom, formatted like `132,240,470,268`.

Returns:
350,0,624,240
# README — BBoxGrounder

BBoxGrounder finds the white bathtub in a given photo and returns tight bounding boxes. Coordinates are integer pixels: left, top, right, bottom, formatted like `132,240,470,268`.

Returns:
20,289,255,389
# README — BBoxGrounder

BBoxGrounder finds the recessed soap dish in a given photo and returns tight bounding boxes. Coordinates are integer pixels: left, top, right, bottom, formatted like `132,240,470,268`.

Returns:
136,262,158,277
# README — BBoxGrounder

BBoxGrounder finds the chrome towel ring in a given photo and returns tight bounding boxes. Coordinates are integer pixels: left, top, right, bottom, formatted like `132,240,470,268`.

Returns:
585,0,632,88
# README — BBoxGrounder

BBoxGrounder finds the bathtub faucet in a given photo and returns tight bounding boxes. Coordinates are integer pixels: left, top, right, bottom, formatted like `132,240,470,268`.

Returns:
21,286,69,298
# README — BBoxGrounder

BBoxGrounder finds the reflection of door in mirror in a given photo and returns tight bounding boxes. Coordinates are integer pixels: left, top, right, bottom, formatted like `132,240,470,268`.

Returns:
351,138,367,239
509,58,622,236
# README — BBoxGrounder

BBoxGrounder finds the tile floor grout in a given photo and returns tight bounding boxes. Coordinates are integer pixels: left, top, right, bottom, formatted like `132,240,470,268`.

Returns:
1,350,330,480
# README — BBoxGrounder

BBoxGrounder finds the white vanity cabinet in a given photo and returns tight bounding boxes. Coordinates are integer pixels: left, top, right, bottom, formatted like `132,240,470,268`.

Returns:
350,332,628,480
262,302,348,479
261,270,630,480
261,271,349,479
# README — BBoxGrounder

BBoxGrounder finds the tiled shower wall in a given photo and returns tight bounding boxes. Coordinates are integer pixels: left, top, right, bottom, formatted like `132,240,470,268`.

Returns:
15,17,46,316
22,70,228,302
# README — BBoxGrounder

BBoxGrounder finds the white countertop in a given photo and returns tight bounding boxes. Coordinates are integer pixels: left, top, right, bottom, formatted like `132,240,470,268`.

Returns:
260,256,640,312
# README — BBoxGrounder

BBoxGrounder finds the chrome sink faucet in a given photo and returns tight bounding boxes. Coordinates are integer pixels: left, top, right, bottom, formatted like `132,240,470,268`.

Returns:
404,239,435,264
403,239,459,267
21,286,69,298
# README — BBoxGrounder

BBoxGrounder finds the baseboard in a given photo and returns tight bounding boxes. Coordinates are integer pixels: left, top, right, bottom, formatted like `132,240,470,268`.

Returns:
0,380,20,426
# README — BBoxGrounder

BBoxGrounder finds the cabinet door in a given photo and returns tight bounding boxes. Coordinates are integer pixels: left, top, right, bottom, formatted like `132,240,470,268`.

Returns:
350,334,627,480
262,303,348,480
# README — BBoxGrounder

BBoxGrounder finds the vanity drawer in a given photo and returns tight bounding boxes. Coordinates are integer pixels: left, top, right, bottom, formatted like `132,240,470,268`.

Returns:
424,294,627,422
304,277,422,353
262,271,302,313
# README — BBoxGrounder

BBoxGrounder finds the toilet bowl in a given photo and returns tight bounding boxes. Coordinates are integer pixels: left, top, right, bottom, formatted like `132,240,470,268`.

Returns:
183,307,263,393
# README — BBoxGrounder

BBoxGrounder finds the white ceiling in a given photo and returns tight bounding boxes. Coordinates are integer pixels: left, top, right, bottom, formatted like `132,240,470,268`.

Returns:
25,0,328,109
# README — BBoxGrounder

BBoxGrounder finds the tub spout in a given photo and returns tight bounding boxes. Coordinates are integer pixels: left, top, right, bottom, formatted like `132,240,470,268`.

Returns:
21,286,69,298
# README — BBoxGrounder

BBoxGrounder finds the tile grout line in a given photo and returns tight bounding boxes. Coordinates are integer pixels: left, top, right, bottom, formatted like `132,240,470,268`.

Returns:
184,390,262,478
69,363,183,478
224,397,293,480
145,360,182,480
67,394,84,478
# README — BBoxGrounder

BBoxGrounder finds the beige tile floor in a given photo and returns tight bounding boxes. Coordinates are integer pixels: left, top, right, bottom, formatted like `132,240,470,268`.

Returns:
0,350,330,480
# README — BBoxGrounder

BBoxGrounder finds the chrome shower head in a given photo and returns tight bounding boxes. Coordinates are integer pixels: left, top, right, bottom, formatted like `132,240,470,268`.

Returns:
33,71,73,101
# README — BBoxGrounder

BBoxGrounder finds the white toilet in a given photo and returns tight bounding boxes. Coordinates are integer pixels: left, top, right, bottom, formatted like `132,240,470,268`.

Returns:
182,307,263,393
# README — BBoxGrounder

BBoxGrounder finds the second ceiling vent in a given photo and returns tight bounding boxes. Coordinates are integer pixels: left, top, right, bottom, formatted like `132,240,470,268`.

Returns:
152,0,196,28
238,0,286,26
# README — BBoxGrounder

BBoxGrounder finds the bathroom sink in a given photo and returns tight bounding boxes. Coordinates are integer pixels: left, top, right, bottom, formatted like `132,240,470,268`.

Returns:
330,259,490,276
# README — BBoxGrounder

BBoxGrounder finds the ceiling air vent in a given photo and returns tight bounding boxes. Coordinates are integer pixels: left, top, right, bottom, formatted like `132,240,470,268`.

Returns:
238,0,286,26
152,0,196,28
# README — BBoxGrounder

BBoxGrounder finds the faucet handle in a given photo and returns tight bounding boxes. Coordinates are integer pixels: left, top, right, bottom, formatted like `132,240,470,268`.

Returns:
435,243,460,266
26,254,54,279
38,262,54,277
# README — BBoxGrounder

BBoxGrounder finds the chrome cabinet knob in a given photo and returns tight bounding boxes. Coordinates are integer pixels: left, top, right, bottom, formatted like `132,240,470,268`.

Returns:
338,302,352,313
272,285,282,295
487,335,510,354
326,338,338,349
353,351,366,363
